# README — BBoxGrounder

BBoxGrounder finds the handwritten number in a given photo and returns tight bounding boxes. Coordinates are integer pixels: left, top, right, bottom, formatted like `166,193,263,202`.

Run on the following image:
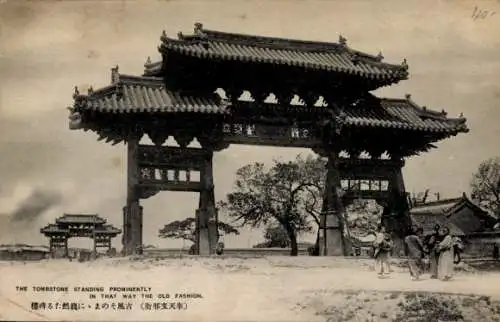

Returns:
472,6,496,21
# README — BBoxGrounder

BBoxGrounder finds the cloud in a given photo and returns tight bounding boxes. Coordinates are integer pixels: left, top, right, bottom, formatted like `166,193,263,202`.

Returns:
9,188,62,223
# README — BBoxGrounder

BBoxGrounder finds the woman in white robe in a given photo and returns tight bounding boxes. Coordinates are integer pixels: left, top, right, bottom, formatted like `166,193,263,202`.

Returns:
436,227,454,281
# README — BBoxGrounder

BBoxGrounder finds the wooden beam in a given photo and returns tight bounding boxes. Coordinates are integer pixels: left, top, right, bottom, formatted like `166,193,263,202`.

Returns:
138,182,203,192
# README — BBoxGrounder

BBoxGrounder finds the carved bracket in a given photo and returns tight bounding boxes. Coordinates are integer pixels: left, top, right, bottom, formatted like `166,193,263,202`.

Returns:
174,134,194,148
275,92,294,106
225,88,245,105
147,131,169,146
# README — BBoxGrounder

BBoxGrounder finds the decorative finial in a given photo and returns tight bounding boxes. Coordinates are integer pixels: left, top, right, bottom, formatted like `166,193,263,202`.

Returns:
145,56,152,65
405,93,411,100
73,86,80,97
177,31,184,40
160,30,168,42
422,106,427,111
194,22,203,34
377,51,384,61
339,34,347,46
441,109,447,115
459,112,463,118
111,65,120,84
87,86,94,95
401,58,408,70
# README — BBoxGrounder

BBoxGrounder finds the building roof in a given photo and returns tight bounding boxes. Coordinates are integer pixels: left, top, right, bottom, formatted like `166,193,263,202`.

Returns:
40,224,69,234
0,244,50,253
94,225,122,235
340,94,467,133
410,197,463,215
73,72,226,114
71,73,467,134
410,193,498,236
153,23,408,84
411,193,495,222
55,214,106,225
41,223,121,236
410,213,465,237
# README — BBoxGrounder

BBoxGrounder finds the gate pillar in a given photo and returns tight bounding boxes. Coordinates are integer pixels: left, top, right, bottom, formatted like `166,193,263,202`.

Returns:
382,160,411,257
122,204,143,255
196,151,218,255
123,132,143,256
319,153,347,256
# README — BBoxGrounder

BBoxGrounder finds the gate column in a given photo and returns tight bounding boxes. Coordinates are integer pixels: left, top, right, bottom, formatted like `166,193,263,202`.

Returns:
383,159,411,256
319,152,347,256
123,132,143,255
196,151,218,255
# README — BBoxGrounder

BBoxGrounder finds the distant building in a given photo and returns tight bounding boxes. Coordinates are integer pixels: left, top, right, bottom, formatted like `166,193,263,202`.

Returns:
0,244,50,261
410,193,500,258
41,214,121,258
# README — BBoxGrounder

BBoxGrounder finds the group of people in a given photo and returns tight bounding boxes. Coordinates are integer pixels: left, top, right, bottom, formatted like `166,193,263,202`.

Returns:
372,224,463,281
405,224,463,281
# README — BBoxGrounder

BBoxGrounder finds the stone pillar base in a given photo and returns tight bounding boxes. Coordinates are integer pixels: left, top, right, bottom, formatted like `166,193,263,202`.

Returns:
319,214,344,256
196,208,218,256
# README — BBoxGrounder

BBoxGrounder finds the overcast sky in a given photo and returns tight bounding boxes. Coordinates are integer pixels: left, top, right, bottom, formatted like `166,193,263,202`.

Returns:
0,0,499,249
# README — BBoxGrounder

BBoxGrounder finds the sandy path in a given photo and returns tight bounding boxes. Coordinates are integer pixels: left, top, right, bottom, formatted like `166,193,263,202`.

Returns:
0,257,499,321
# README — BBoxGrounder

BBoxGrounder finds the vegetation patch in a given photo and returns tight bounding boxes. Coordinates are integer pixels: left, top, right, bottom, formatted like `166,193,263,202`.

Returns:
297,290,500,322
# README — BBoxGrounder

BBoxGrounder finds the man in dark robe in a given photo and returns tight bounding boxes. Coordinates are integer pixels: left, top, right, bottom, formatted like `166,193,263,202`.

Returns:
424,224,442,279
404,226,425,280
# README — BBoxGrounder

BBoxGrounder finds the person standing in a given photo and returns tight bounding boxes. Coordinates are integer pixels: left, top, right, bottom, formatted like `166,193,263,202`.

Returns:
373,225,393,277
424,224,441,279
404,226,425,280
436,227,454,281
453,236,465,264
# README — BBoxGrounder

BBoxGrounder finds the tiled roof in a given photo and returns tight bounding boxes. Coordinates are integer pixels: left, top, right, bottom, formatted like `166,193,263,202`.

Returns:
0,244,50,253
410,213,465,237
410,198,463,215
72,74,467,134
73,73,226,114
55,214,106,225
154,23,408,83
94,225,122,234
411,194,494,222
40,224,69,234
342,95,468,133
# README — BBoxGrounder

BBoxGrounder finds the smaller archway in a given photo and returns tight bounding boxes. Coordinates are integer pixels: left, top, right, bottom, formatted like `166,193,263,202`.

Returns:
40,214,121,258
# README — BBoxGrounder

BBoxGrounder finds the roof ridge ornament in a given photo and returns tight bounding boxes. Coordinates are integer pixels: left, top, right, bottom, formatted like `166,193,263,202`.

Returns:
145,56,152,66
73,86,80,99
401,58,408,70
194,22,204,35
111,65,120,84
376,51,384,61
87,86,94,95
405,93,411,100
339,34,347,46
161,30,168,42
193,22,209,48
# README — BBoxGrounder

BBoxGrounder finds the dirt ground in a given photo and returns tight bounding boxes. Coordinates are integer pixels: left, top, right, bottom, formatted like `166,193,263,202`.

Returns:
0,256,499,321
